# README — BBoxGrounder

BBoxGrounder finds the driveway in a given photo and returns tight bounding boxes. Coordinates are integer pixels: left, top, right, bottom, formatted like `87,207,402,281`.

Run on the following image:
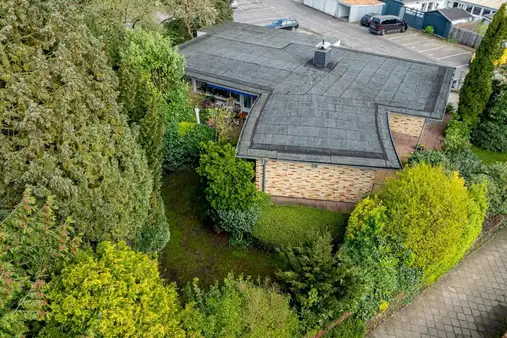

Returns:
233,0,472,73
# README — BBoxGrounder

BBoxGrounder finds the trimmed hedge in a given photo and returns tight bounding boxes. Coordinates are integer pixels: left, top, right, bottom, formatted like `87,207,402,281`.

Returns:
253,204,348,249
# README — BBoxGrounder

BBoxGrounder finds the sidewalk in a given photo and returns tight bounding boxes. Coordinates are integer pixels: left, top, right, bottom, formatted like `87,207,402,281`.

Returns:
369,227,507,338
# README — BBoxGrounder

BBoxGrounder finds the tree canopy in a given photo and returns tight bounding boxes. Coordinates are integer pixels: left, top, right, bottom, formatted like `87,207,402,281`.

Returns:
458,4,507,126
43,241,186,337
118,28,185,251
0,0,152,244
377,164,487,284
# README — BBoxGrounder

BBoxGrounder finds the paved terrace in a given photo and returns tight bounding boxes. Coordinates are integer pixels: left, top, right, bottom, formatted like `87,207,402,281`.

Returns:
179,23,455,170
370,227,507,338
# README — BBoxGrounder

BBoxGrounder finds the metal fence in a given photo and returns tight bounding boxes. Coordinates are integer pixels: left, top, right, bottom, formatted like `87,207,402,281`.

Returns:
448,26,483,48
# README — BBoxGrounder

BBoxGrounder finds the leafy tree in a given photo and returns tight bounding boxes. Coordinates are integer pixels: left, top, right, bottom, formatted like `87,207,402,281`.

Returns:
0,190,80,337
80,0,160,62
377,164,487,284
0,0,152,244
458,4,507,126
276,232,361,334
472,80,507,152
183,274,300,338
163,0,218,38
118,28,185,251
197,142,260,239
43,241,186,338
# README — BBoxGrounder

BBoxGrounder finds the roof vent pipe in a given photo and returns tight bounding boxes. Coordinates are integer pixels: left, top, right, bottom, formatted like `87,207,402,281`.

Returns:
313,39,332,68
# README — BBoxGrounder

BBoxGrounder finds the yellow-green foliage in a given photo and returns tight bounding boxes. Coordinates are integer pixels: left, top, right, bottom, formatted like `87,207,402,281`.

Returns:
378,164,487,284
44,242,185,338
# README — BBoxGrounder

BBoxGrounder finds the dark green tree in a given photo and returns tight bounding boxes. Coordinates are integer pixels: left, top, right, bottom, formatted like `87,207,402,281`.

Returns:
276,232,361,335
0,0,152,244
118,28,185,252
457,4,507,126
472,80,507,151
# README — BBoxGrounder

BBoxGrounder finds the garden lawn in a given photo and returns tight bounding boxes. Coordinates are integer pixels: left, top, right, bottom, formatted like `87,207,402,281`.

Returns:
159,171,282,287
253,204,349,249
471,145,507,164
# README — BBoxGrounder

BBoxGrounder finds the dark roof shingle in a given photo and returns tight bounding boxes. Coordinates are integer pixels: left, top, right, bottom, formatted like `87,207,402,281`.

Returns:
438,8,474,21
180,23,455,169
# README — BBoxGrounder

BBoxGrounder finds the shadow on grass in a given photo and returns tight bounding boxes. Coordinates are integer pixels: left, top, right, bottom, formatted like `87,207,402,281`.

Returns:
158,170,283,287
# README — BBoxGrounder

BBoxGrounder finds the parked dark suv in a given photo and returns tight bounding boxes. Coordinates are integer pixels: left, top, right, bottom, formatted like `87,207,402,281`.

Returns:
369,15,407,35
265,18,299,31
360,13,379,26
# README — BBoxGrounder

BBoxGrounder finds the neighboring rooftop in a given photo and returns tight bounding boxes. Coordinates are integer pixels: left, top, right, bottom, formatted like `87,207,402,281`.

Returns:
438,8,474,21
339,0,384,6
179,23,454,169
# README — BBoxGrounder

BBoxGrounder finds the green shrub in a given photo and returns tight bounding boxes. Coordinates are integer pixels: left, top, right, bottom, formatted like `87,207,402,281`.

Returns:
197,142,259,238
444,119,471,151
253,204,348,249
341,198,422,320
445,147,485,183
183,274,300,338
481,162,507,216
329,316,365,338
407,150,450,168
424,25,435,34
378,164,486,284
471,120,507,152
211,206,261,242
44,241,186,337
163,122,216,172
446,103,456,114
276,232,362,334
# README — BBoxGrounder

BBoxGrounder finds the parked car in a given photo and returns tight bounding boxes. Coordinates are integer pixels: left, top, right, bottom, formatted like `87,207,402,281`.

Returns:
230,0,238,9
360,13,379,26
265,18,299,31
369,15,407,35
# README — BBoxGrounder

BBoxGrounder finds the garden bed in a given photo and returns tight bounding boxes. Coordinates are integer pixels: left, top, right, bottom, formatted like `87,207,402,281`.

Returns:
158,171,282,287
253,204,349,249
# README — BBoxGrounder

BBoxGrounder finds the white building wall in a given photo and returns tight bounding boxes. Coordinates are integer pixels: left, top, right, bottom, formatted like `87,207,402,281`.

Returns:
348,4,385,21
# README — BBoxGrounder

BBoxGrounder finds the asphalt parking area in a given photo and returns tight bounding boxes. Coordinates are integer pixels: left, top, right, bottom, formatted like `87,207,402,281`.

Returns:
386,30,473,69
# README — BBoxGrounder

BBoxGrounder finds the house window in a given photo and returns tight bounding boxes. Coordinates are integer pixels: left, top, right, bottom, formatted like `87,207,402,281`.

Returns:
452,2,459,7
483,9,491,15
428,2,433,10
243,95,254,109
473,6,482,15
466,5,473,12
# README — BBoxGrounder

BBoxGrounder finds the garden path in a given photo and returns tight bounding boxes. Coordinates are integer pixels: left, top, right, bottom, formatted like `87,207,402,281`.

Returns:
369,227,507,338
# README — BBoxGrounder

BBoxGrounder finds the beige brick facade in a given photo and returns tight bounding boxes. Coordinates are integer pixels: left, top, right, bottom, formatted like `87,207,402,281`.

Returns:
389,113,425,138
256,160,376,203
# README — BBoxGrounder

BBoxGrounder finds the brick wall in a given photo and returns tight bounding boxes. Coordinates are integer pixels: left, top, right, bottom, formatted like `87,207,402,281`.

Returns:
389,113,425,138
256,160,376,203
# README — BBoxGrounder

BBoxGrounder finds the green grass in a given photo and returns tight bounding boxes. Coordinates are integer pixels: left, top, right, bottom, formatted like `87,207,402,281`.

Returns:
471,145,507,164
253,204,349,249
159,171,282,287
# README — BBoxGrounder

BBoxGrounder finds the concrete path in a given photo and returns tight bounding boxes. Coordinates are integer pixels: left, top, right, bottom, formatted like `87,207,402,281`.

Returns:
369,228,507,338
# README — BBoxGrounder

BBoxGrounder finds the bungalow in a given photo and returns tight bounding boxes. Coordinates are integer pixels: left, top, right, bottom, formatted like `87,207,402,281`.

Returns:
179,23,454,209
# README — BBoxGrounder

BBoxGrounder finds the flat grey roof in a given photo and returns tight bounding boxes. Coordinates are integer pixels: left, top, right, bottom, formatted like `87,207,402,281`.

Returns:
180,23,454,169
439,8,474,21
